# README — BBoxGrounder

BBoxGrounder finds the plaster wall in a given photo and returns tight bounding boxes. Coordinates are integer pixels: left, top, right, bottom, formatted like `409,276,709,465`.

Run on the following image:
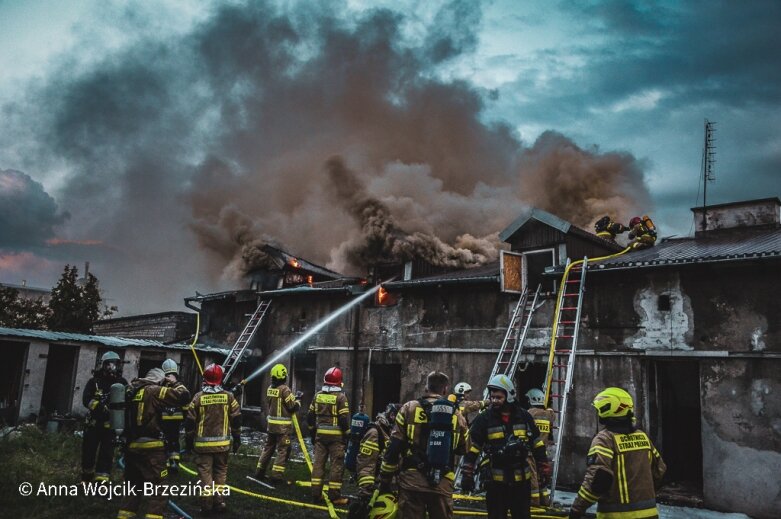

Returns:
18,340,49,420
71,344,100,415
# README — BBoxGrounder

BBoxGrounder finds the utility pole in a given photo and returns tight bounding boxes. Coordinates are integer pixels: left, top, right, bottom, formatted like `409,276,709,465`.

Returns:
701,120,716,233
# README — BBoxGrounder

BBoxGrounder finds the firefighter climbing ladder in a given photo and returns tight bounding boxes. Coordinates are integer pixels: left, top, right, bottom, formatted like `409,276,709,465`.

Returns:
223,299,272,383
543,257,588,503
484,284,543,398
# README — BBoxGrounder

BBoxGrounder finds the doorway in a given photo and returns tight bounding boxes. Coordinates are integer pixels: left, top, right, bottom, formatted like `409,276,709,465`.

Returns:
41,345,79,416
0,341,27,424
515,362,549,408
650,361,703,491
371,364,401,419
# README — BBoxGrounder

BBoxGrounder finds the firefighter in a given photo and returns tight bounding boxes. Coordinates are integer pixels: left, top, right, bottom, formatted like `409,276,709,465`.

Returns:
117,367,190,519
627,216,657,250
308,366,351,505
160,358,186,473
569,388,666,519
461,375,550,519
594,216,628,241
453,381,488,424
184,364,242,515
349,403,400,518
81,351,128,483
379,371,469,519
525,388,557,506
255,363,301,483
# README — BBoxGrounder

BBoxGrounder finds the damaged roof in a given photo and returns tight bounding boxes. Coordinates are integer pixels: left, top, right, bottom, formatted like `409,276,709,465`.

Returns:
0,327,230,355
261,244,344,279
384,261,500,289
581,228,781,272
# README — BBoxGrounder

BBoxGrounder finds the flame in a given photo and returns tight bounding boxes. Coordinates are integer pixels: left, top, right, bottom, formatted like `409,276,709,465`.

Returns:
307,275,313,284
377,286,389,305
289,258,300,268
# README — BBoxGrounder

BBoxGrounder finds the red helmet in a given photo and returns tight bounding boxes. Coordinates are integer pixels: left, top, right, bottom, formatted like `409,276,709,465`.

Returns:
629,216,642,227
203,364,224,386
324,367,343,386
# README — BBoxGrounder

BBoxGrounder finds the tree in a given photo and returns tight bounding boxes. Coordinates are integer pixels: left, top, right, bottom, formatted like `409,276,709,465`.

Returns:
0,286,50,329
47,265,113,333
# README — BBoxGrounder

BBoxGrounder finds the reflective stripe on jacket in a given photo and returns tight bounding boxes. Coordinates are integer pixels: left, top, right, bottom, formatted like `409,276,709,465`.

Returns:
308,388,349,439
186,389,242,453
266,383,300,434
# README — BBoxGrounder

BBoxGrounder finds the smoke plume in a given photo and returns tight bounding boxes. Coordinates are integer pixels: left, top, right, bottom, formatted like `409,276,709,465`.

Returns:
0,1,652,313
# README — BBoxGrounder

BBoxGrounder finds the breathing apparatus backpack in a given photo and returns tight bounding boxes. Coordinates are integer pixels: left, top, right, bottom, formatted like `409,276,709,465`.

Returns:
108,382,127,433
421,397,456,485
345,412,371,473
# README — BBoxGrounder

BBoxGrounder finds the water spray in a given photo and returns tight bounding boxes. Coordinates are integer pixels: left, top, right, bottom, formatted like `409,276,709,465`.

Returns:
234,280,391,388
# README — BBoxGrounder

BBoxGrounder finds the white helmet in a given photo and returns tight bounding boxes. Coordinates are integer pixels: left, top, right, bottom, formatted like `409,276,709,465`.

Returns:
526,388,545,407
454,382,472,395
487,374,517,403
162,359,178,375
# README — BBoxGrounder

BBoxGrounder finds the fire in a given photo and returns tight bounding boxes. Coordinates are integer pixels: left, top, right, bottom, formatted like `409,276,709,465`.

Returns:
377,286,389,305
289,258,300,268
307,275,313,284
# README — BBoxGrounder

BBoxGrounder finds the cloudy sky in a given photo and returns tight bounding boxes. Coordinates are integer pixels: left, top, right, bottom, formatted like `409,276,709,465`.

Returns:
0,0,778,315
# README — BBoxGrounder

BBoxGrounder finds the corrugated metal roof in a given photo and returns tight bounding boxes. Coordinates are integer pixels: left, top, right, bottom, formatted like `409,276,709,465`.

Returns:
262,245,344,279
589,228,781,271
0,327,230,355
258,285,359,297
384,261,500,289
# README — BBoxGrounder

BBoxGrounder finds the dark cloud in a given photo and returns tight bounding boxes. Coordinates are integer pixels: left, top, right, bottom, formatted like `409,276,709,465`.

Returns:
0,169,68,248
0,0,653,312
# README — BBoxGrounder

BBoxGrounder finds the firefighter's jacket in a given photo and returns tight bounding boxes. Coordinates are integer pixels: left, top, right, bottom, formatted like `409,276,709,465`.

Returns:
185,386,242,453
628,222,656,244
458,398,489,424
356,423,390,491
528,407,557,448
380,393,470,496
125,377,190,451
83,373,128,428
266,382,300,435
307,385,350,439
464,403,547,484
571,425,666,518
161,376,187,424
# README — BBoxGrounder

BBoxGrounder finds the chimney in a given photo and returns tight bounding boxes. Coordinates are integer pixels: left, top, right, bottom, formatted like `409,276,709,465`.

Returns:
691,198,780,237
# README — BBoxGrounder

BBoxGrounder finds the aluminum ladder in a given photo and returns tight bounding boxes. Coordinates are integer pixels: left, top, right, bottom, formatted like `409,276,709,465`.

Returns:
543,257,589,503
483,284,542,398
223,299,272,383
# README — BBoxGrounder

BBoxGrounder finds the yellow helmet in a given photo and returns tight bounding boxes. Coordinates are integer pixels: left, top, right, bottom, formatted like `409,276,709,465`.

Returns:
368,492,398,519
271,364,288,380
592,387,633,418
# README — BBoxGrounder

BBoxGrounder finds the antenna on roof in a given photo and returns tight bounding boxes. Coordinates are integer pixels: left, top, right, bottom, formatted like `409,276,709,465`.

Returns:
700,119,716,233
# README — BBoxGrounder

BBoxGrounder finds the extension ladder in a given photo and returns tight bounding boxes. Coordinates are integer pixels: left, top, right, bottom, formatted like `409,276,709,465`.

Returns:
543,257,588,503
223,299,272,383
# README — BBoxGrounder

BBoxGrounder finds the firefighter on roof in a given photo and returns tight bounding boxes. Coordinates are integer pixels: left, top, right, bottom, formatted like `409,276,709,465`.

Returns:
184,364,242,515
525,388,557,506
594,216,628,241
627,216,657,250
461,375,550,519
81,351,128,483
255,363,301,483
379,371,469,519
569,387,666,519
308,366,351,505
117,367,190,519
160,358,186,473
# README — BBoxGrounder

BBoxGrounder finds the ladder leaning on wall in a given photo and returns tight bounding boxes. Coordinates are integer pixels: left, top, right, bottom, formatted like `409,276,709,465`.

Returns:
223,299,272,384
543,257,589,504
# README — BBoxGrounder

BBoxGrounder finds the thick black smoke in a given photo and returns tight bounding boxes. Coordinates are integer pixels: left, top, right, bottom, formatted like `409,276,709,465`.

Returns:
0,169,69,248
0,1,651,312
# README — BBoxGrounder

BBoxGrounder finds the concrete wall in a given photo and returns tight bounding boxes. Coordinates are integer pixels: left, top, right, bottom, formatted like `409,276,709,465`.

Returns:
71,344,100,415
18,340,48,420
700,359,781,518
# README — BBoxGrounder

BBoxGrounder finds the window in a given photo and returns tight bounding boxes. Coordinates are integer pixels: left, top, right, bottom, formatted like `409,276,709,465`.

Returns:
524,249,556,292
658,294,671,312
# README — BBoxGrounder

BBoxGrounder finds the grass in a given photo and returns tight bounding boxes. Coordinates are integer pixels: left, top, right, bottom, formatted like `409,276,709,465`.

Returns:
0,425,496,518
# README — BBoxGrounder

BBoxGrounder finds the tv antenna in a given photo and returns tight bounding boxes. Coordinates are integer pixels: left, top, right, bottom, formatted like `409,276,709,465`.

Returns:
700,119,716,232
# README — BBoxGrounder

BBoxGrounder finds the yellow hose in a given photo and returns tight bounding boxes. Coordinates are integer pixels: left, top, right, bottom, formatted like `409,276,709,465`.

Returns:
189,311,204,375
292,413,338,518
543,247,631,406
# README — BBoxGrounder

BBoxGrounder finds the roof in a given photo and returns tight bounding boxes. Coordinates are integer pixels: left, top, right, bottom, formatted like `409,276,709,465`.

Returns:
0,282,49,293
258,284,364,298
96,311,196,324
499,208,624,252
185,289,257,303
690,197,780,211
384,261,500,289
0,327,230,355
581,228,781,272
261,245,344,280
